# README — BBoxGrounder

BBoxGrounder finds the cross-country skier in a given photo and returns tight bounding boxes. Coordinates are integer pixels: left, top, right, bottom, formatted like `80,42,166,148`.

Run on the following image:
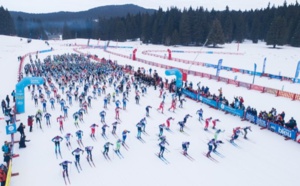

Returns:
178,121,185,132
206,139,215,157
168,99,176,112
158,123,166,137
137,118,145,133
52,135,63,155
103,142,113,157
57,115,65,132
136,122,143,139
72,148,84,164
183,114,192,124
179,98,186,108
157,101,164,114
122,130,130,145
230,127,243,143
75,130,84,147
44,112,51,126
99,110,106,123
196,109,203,121
102,124,109,138
73,112,79,128
214,129,225,140
145,105,152,117
182,142,190,155
115,107,120,120
59,161,72,183
65,133,73,149
111,121,119,134
122,97,128,110
166,117,174,129
212,119,220,129
90,124,99,138
158,139,169,158
213,140,223,152
85,146,94,162
243,126,252,139
204,117,212,130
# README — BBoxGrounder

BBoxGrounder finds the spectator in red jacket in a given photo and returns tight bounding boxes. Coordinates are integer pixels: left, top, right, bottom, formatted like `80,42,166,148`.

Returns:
27,115,34,132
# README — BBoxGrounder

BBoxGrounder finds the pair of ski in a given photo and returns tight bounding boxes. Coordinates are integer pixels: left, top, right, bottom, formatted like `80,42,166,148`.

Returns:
87,158,96,167
63,174,71,185
137,137,146,143
213,150,225,158
112,133,119,139
102,134,108,140
178,130,190,136
103,153,111,161
165,128,174,133
90,135,97,141
226,139,242,149
202,152,219,163
77,140,84,148
74,161,82,173
122,143,129,151
155,153,170,164
114,150,124,159
181,152,195,161
142,131,150,136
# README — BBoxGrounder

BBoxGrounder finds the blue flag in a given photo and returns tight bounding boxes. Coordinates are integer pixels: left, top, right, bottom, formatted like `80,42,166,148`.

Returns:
216,59,223,77
262,58,266,74
294,61,300,83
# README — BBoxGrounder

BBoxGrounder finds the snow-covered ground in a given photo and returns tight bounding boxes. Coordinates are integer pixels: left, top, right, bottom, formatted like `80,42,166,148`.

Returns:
0,36,299,186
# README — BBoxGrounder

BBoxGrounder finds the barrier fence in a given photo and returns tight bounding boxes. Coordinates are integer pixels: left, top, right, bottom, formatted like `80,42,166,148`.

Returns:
182,89,299,142
101,48,300,101
142,50,299,84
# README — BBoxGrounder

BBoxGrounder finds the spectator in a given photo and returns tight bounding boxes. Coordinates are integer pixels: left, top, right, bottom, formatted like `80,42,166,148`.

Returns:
17,123,26,138
1,100,6,114
4,115,10,125
19,135,30,148
27,116,34,132
0,163,7,186
5,95,9,108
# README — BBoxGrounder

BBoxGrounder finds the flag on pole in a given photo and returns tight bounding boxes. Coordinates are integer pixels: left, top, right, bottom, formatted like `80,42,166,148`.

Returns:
216,59,223,77
262,57,266,74
293,61,300,83
252,63,257,84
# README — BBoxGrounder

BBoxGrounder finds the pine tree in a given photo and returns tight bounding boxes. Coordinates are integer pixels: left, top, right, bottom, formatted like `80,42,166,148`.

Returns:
208,19,225,47
62,22,72,40
266,16,287,48
291,20,300,47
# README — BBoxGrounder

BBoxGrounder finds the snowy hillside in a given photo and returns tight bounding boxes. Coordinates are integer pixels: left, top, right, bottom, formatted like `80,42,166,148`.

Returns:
0,35,299,186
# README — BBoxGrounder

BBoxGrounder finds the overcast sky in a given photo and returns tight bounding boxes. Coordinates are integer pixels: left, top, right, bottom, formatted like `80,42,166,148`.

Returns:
0,0,297,13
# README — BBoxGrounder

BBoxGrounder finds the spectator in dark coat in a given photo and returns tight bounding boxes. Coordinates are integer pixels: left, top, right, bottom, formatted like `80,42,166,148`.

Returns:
17,123,25,138
19,135,30,148
5,96,10,108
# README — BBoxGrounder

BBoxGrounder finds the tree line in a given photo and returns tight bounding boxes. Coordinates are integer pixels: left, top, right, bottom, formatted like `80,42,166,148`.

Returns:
1,2,300,48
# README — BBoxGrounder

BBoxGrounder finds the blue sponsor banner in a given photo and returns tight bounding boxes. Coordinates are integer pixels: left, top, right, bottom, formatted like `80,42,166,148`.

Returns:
255,72,262,76
256,117,267,127
182,89,197,100
6,123,17,135
182,89,217,107
269,122,297,140
171,50,184,53
218,103,244,117
198,95,217,108
39,49,52,53
206,51,213,54
221,66,232,71
245,112,256,123
269,74,282,80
